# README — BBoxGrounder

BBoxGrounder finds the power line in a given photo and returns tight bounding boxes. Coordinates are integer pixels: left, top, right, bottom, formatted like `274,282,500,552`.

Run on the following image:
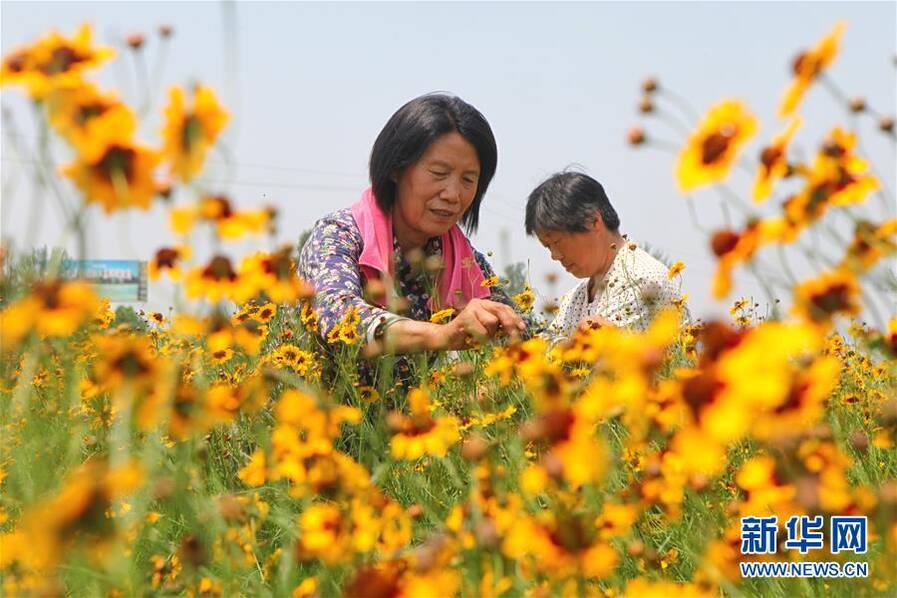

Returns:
0,156,362,193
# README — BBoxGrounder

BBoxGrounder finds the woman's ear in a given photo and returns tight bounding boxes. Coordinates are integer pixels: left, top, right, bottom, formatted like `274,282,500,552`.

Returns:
591,213,605,232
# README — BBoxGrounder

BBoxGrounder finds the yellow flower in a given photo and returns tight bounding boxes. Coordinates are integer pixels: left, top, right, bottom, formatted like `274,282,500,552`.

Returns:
169,206,197,236
480,275,499,288
595,503,639,539
298,504,351,565
148,245,191,281
209,347,234,364
752,355,839,440
0,24,114,100
238,449,267,487
841,219,897,273
502,512,619,580
61,110,162,213
237,247,314,304
667,260,685,279
709,220,780,298
779,22,846,117
161,84,229,182
185,255,239,303
0,459,142,573
512,285,536,312
92,333,161,393
753,117,801,202
389,389,460,460
676,99,758,192
268,344,316,377
300,300,318,333
1,279,108,351
357,385,380,404
254,302,277,323
792,268,861,326
45,82,137,152
429,307,455,324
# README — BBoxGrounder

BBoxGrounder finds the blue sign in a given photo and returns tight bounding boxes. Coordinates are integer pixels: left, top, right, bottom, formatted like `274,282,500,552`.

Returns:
61,260,147,302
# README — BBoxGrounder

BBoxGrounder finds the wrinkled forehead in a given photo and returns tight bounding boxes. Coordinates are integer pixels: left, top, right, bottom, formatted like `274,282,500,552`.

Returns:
535,230,569,245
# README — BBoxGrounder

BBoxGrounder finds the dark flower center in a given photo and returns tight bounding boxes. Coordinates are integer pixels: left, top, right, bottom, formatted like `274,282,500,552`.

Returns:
810,283,851,319
113,349,151,378
548,514,593,553
202,256,237,282
792,52,822,78
96,145,136,184
701,126,736,165
32,280,64,309
760,146,783,170
154,247,180,269
711,230,740,257
181,115,203,151
76,102,110,126
40,45,90,75
6,51,29,73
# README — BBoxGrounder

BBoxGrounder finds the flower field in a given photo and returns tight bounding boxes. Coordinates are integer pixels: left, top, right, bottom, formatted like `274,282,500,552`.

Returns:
1,21,896,597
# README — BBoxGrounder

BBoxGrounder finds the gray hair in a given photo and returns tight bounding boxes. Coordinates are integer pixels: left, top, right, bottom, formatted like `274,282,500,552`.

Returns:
524,172,620,235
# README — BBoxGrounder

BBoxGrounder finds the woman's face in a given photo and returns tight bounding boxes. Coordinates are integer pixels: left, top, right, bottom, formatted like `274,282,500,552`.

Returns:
393,131,481,246
536,220,612,279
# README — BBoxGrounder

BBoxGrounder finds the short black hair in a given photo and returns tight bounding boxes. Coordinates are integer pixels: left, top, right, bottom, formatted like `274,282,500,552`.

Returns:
369,93,497,234
525,171,620,235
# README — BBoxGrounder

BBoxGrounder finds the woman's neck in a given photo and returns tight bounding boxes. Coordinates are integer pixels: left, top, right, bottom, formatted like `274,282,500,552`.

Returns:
587,231,626,301
392,209,428,252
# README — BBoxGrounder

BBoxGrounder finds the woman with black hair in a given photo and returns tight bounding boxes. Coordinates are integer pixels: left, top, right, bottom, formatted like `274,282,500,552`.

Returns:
298,93,528,362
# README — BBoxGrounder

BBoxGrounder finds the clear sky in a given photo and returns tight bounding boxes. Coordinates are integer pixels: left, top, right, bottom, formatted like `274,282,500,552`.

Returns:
2,2,894,320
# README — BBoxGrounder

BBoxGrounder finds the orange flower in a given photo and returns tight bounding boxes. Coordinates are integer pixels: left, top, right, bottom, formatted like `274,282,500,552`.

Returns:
709,220,781,298
185,255,239,303
389,388,460,460
676,100,758,192
779,22,846,117
0,279,100,348
753,117,801,202
61,110,162,213
0,24,114,100
841,219,897,272
45,82,137,152
161,84,229,182
148,245,191,281
237,247,314,304
792,268,861,327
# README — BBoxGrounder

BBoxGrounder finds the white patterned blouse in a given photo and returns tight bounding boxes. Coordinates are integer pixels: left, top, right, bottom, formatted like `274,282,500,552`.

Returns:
546,240,684,338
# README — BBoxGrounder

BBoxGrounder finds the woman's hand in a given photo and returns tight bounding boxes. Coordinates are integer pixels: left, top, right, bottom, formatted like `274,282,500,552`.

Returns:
363,300,525,356
439,298,526,350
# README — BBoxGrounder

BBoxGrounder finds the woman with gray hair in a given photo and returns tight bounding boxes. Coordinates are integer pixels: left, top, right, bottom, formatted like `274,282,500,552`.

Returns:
525,172,684,337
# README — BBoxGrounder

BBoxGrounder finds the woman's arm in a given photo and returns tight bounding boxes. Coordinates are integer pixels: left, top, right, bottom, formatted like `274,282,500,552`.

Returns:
298,213,514,356
367,298,525,357
298,213,395,340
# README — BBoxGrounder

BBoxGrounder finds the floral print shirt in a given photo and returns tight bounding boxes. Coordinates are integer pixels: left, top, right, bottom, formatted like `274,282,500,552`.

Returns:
298,207,529,350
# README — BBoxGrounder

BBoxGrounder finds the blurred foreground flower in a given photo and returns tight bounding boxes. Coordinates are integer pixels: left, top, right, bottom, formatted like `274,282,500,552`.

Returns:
162,84,230,182
0,24,114,99
676,100,757,192
780,21,846,116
